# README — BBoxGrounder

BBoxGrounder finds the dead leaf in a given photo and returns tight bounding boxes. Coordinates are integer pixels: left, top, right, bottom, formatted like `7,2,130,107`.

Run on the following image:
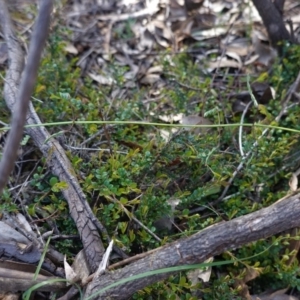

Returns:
232,98,249,113
88,73,116,86
140,66,163,85
207,54,242,71
289,173,298,192
147,65,163,74
94,240,114,278
156,113,184,123
181,115,213,134
159,128,178,142
191,27,227,41
245,54,260,66
235,267,260,299
140,74,161,85
222,37,252,56
187,257,213,284
252,29,277,67
71,250,90,284
152,20,173,47
64,255,78,285
251,82,275,103
230,82,275,114
64,43,78,55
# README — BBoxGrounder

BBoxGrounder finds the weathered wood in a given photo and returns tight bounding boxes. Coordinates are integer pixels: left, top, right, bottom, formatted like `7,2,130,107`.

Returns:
86,194,300,299
0,0,104,273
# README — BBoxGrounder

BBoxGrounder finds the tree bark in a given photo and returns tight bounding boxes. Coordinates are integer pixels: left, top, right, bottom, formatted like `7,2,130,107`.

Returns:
86,194,300,299
252,0,292,47
273,0,285,16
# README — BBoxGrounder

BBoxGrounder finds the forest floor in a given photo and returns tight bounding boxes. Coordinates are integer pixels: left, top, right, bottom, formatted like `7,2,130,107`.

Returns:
1,0,300,299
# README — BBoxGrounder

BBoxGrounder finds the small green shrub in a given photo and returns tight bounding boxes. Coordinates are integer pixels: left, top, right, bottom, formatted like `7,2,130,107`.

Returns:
3,26,300,299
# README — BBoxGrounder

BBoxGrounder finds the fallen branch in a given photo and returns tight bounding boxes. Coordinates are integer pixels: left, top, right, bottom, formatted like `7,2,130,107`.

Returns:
85,193,300,298
0,0,104,273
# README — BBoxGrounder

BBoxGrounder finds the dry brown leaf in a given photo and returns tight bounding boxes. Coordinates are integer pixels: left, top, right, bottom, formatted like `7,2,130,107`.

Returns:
235,267,260,299
175,17,194,42
152,20,173,47
222,38,252,56
193,12,216,28
156,113,184,123
252,30,277,67
226,51,242,65
230,82,275,114
71,250,90,284
244,54,260,66
88,73,116,86
251,82,275,103
181,115,212,134
140,65,163,85
191,27,227,41
64,43,78,55
64,255,78,285
159,128,178,142
212,1,235,13
138,29,155,52
207,55,242,72
176,12,217,43
232,99,249,113
140,73,161,85
147,65,163,73
289,173,298,192
187,257,213,284
94,240,114,277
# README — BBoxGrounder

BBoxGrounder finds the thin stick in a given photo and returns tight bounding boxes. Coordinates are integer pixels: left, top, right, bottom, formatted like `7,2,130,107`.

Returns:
0,0,53,193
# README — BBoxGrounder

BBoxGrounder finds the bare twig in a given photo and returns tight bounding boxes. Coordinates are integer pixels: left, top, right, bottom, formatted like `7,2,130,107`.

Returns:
0,0,53,193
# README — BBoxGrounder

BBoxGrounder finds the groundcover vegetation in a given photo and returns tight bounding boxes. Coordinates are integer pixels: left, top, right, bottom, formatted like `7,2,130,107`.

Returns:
1,6,300,299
